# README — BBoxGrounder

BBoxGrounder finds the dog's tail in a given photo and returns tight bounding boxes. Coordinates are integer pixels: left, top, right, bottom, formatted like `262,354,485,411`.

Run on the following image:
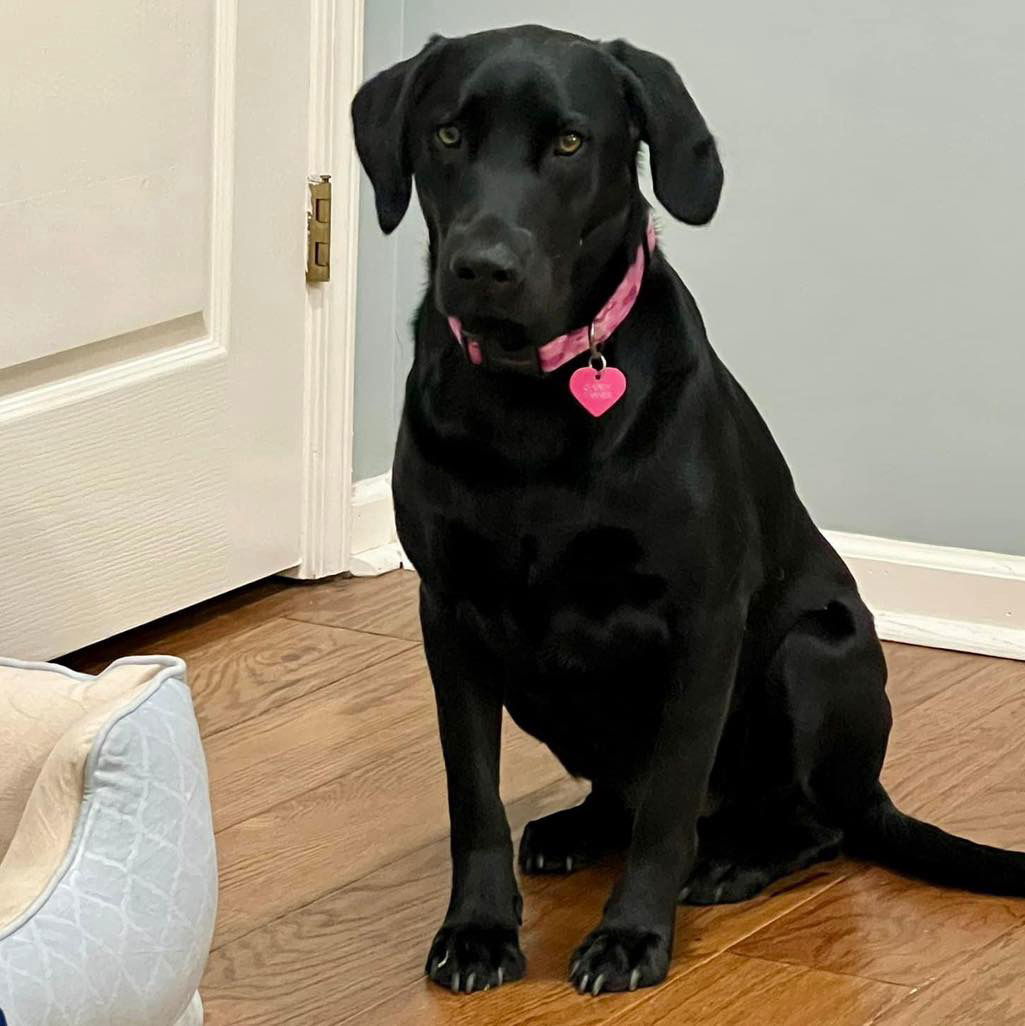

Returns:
846,785,1025,895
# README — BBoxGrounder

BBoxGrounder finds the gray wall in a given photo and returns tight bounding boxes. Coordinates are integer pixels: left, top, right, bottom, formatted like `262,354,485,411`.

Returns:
353,2,1025,556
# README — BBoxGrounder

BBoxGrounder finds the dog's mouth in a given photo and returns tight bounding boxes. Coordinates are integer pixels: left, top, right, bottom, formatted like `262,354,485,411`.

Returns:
456,316,534,353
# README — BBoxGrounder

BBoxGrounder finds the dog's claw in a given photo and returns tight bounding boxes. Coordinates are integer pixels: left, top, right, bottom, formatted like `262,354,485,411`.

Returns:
565,856,574,873
570,926,669,996
537,854,545,870
427,924,524,994
678,885,691,901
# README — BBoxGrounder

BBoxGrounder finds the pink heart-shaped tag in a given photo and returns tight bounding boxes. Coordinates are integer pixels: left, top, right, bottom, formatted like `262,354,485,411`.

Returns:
569,366,628,417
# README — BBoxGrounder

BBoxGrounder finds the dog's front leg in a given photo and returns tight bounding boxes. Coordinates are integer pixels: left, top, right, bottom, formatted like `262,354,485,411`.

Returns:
570,607,743,996
421,588,526,994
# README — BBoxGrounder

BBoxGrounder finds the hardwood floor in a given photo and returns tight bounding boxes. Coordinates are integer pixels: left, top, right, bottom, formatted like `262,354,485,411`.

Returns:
62,571,1025,1025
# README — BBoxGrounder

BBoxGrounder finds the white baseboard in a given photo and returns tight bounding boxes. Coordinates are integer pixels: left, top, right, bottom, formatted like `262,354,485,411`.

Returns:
825,531,1025,660
870,611,1025,661
348,473,414,576
350,472,397,554
349,541,412,577
347,478,1025,660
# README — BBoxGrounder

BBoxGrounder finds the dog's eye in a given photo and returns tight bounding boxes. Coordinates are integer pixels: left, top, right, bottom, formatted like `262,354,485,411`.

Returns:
554,131,584,156
436,124,462,148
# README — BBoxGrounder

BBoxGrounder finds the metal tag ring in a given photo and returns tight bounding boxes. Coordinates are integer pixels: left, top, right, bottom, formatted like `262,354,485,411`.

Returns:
587,321,606,375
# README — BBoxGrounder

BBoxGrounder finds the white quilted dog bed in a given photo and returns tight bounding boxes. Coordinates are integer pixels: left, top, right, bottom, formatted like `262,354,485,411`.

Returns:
0,656,217,1026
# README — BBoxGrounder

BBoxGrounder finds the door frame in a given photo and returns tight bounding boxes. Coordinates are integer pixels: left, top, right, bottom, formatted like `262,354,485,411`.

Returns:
293,0,365,579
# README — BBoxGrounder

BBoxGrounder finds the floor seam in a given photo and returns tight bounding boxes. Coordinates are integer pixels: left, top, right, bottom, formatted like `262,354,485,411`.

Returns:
280,610,421,644
726,949,917,988
714,867,855,956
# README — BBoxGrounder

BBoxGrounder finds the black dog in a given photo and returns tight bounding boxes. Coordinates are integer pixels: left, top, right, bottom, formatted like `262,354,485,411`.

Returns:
352,24,1025,996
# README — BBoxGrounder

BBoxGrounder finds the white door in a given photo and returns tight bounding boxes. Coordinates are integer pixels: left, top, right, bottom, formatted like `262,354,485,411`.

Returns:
0,2,315,659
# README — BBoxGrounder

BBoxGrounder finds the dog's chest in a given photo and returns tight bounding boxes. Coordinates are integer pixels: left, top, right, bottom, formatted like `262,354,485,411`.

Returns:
394,442,699,776
426,508,675,669
433,519,676,778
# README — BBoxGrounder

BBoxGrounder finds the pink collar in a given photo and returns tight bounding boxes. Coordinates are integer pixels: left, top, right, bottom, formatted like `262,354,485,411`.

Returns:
448,217,657,375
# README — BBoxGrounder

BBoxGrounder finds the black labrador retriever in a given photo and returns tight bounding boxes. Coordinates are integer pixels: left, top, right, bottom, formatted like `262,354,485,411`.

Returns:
352,24,1025,996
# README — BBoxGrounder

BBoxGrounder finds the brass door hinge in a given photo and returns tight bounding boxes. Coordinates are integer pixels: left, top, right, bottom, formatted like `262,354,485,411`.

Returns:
307,175,331,282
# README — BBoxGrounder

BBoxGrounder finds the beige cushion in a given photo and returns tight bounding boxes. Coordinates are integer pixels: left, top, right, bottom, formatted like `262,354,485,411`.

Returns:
0,661,162,928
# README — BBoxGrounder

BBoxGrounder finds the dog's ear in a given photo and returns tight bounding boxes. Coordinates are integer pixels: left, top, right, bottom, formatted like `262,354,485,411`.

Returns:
603,39,723,225
351,36,446,234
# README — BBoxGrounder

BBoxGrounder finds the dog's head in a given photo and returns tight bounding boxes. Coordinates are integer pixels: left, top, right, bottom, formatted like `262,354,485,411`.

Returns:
352,25,722,350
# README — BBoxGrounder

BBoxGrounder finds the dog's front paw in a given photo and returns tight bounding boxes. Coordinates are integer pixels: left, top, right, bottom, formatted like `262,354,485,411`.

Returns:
569,927,670,995
425,924,526,994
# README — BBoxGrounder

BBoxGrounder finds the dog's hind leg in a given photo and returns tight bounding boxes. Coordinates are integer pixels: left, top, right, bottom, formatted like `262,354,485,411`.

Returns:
778,591,1025,895
682,594,886,906
680,794,841,905
519,785,632,875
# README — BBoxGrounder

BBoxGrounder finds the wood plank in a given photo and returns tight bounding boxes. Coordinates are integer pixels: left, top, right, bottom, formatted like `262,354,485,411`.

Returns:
351,918,906,1026
204,646,433,831
675,861,853,960
907,659,1025,825
188,617,414,737
212,711,569,947
279,571,422,642
341,863,704,1026
58,576,294,674
935,761,1025,852
602,952,908,1026
202,776,589,1026
882,659,1025,817
871,926,1025,1025
882,642,985,718
732,866,1024,986
205,770,849,1024
60,571,422,676
338,863,851,1026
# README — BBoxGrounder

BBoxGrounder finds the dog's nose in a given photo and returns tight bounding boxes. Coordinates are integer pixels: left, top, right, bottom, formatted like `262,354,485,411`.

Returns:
449,242,523,291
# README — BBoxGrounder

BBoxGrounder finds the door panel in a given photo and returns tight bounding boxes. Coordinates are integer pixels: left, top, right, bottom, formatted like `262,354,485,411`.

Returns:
0,1,311,659
1,1,214,365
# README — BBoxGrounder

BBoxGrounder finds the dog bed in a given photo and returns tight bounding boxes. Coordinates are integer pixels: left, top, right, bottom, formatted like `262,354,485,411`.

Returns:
0,656,216,1026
